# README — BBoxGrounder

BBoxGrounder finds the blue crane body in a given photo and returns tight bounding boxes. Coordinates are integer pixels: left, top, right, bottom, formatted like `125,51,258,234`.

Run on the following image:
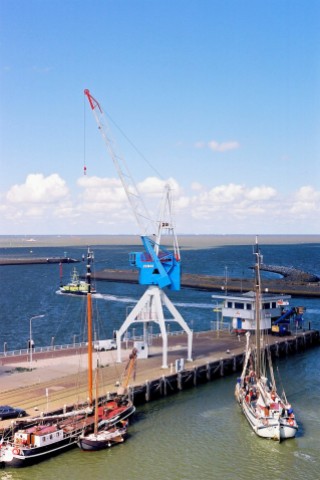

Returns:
129,236,181,290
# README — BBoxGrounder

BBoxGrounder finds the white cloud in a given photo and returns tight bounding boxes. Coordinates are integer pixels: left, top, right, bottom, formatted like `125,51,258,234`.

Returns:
191,182,203,191
138,177,181,197
194,140,240,152
194,141,206,149
174,195,190,209
178,183,280,227
245,186,277,201
1,173,319,234
2,174,72,225
205,183,245,203
77,176,126,204
208,140,240,152
6,173,69,204
290,186,320,214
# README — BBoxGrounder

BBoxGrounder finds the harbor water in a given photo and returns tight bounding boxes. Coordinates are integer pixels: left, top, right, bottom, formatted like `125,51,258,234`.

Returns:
0,239,320,479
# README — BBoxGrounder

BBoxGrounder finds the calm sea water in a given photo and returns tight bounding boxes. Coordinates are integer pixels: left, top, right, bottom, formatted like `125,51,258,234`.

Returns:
0,241,320,479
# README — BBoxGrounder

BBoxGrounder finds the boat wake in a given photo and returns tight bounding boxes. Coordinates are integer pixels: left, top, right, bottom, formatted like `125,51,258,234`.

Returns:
174,301,214,309
97,293,214,310
55,290,98,298
95,293,137,303
293,451,317,463
305,308,320,315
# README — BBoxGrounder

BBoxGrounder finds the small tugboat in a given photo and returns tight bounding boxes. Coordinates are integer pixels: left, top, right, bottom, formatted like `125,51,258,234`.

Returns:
235,238,298,441
59,248,96,295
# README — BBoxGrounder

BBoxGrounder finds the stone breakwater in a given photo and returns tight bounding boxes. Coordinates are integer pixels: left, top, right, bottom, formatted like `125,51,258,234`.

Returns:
0,257,79,265
260,264,320,282
92,269,320,297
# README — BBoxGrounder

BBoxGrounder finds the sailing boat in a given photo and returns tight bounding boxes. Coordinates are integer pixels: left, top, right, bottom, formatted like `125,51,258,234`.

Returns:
0,252,135,466
235,238,298,441
77,356,135,451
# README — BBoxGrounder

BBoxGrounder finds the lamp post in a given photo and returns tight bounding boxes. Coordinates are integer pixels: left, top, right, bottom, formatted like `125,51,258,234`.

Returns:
225,266,228,296
29,314,45,364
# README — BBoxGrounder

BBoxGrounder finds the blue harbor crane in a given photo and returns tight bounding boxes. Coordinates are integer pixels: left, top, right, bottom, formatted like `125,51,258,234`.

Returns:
84,89,193,368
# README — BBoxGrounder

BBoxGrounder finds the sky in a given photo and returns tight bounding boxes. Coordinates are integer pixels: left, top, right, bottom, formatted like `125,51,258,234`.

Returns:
0,0,319,236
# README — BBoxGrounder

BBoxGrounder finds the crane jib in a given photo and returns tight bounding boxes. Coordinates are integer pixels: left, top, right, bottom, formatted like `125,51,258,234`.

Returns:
84,89,102,113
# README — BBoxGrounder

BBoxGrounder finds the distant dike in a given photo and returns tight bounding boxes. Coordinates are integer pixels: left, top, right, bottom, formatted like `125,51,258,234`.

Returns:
0,234,319,249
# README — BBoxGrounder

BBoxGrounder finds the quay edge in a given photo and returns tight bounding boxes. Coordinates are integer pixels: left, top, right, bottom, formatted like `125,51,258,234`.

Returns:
128,330,320,406
0,330,319,437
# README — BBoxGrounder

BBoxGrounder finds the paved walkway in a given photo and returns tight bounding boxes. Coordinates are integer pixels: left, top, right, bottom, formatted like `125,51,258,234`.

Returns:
0,331,243,423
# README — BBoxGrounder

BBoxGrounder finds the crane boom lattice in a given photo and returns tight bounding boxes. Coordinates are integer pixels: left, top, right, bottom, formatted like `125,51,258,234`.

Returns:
84,89,153,236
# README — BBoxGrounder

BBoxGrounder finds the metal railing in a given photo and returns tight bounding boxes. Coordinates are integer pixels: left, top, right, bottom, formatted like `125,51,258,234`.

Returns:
0,342,87,358
0,325,234,358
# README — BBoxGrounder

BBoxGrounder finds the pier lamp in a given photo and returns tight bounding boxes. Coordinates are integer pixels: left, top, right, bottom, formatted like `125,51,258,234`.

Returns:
29,314,45,364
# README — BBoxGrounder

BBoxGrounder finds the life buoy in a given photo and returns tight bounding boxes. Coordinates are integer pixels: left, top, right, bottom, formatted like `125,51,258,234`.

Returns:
288,418,294,426
12,448,20,455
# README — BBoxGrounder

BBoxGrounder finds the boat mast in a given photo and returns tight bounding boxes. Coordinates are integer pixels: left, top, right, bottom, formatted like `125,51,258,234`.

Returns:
254,237,262,380
94,361,99,435
86,248,94,405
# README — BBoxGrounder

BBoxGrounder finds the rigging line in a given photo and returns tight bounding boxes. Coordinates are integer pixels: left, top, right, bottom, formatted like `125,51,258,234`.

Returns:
104,110,164,181
276,365,288,403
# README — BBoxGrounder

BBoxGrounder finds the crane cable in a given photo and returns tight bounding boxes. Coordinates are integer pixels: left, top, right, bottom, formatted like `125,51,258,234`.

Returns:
104,110,164,182
83,94,87,175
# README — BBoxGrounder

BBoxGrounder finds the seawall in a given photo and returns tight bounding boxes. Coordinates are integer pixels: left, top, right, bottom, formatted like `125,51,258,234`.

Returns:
129,330,320,405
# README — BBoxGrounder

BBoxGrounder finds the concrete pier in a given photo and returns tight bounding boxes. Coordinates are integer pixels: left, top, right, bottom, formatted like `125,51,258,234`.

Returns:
0,329,319,432
129,330,320,405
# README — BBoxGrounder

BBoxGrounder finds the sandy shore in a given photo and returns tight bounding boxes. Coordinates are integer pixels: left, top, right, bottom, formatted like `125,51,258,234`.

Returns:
0,234,319,249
